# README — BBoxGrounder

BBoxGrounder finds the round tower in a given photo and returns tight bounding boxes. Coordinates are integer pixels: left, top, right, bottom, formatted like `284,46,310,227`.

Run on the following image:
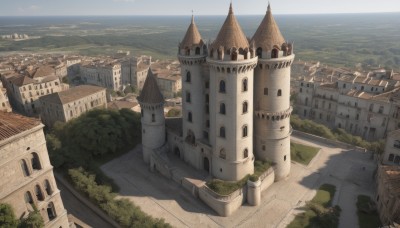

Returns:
251,4,295,181
177,15,208,160
207,3,257,181
138,69,165,164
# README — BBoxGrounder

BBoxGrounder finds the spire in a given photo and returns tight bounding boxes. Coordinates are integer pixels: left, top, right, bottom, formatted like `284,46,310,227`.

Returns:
180,13,203,49
138,69,164,104
211,3,249,50
251,3,285,51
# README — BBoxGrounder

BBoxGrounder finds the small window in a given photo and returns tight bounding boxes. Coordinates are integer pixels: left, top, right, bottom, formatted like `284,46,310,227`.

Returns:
47,202,57,221
35,185,44,201
389,154,395,162
152,114,155,122
395,156,400,164
31,153,41,171
44,180,53,195
24,191,34,204
220,149,226,159
244,149,248,158
141,109,144,117
20,159,30,177
284,155,287,161
188,112,193,122
242,125,248,137
186,71,191,83
277,89,282,96
186,92,191,103
219,80,226,93
262,145,266,151
243,102,248,114
264,88,268,95
220,127,226,138
242,79,248,92
220,103,226,115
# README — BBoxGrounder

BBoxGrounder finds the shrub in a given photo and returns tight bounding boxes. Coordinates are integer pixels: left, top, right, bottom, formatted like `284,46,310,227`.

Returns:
19,207,44,228
166,108,181,117
0,204,18,228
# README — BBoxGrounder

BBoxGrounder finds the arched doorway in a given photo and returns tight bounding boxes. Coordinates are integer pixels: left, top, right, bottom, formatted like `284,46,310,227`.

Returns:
203,157,210,173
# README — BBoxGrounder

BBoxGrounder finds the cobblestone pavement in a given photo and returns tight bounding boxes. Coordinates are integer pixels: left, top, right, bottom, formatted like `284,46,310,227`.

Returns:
101,136,376,228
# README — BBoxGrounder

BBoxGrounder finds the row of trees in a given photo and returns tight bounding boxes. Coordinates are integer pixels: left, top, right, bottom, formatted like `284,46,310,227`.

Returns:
0,204,44,228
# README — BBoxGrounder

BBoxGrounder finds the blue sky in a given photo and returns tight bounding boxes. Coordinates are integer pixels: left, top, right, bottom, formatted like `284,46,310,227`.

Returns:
1,0,399,16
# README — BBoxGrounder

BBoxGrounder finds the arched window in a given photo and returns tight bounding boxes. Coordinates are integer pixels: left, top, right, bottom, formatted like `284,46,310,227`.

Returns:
35,185,44,201
185,48,190,56
44,180,53,195
152,114,155,122
31,153,41,171
195,47,201,55
244,149,248,158
47,202,57,221
188,112,192,122
243,102,248,114
277,89,282,96
242,78,248,92
271,49,279,58
389,154,395,162
20,159,30,177
219,80,226,93
256,47,262,58
186,71,191,82
219,149,226,159
220,103,226,115
220,127,226,138
24,191,34,204
264,88,268,95
242,125,248,137
231,51,238,61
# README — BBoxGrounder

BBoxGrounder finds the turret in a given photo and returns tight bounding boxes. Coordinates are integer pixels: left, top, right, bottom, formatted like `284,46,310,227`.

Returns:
138,69,165,164
252,4,294,181
207,3,257,181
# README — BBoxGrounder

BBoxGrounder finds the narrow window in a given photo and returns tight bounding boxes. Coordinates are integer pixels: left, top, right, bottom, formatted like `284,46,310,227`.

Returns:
242,125,248,137
152,114,155,122
242,79,248,92
264,88,268,95
389,154,395,162
220,149,226,159
24,191,34,204
47,202,57,221
244,149,248,158
20,159,30,177
220,103,226,115
277,89,282,96
219,80,226,93
31,153,41,171
284,155,287,161
141,109,144,117
186,92,191,102
188,112,192,122
35,185,44,201
243,102,248,114
186,71,191,83
44,180,53,195
256,47,262,58
220,127,226,138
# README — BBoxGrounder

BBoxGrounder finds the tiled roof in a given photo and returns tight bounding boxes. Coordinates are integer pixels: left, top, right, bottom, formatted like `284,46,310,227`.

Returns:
39,85,105,105
251,4,285,51
10,75,35,87
107,100,137,110
32,65,56,78
180,15,203,49
211,3,249,50
0,112,41,142
138,69,164,104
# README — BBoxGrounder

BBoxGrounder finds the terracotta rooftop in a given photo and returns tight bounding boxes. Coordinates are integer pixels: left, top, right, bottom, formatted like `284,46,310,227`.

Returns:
138,69,164,104
251,4,285,51
107,100,137,111
180,15,203,49
32,65,56,78
0,112,41,142
39,85,105,105
10,75,35,87
211,3,249,50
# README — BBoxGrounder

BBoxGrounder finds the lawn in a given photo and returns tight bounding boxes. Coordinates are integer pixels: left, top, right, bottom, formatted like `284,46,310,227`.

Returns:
287,184,341,228
356,195,381,228
291,142,320,165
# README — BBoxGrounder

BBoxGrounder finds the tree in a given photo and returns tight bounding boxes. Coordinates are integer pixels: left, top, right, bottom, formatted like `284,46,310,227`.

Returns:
0,204,18,228
19,209,44,228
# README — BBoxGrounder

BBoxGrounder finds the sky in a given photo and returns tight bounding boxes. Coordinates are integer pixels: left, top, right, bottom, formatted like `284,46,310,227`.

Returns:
0,0,399,16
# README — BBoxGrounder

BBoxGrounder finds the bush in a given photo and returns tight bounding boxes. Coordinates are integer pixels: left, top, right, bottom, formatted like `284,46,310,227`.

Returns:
166,108,181,117
19,208,44,228
0,204,18,228
68,167,171,228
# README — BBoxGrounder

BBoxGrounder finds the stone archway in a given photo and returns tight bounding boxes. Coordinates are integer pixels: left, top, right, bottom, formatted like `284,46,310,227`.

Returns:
203,157,210,173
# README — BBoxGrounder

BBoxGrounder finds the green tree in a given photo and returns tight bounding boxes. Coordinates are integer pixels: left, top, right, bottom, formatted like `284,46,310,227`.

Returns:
19,208,44,228
0,204,18,228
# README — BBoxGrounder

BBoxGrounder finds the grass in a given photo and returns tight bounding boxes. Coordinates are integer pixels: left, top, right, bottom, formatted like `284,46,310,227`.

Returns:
291,142,320,165
356,195,381,228
206,160,272,195
287,184,341,228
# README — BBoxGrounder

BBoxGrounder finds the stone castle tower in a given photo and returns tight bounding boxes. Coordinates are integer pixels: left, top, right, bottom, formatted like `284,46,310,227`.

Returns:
140,3,294,183
252,4,294,181
138,70,165,164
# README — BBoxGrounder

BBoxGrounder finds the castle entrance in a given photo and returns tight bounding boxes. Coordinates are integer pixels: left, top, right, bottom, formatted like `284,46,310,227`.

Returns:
203,157,210,173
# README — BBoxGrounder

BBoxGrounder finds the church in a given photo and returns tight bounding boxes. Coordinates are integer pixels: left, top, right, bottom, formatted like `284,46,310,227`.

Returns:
138,3,294,211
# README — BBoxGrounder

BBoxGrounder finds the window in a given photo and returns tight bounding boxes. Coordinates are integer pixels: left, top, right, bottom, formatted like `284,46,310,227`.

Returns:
214,101,224,114
188,112,192,122
31,153,41,171
35,185,44,201
220,149,226,159
219,80,226,93
186,71,191,83
284,155,287,161
264,88,268,95
152,114,155,122
47,202,57,221
300,88,303,93
343,84,346,89
220,127,226,138
369,104,374,112
24,191,34,204
256,47,262,58
195,47,201,55
20,159,30,177
44,180,53,195
243,102,248,114
379,106,384,114
244,149,248,158
277,89,282,96
141,109,144,117
389,154,395,162
242,79,248,92
262,145,266,151
395,156,400,164
186,92,191,102
242,125,248,137
394,140,400,149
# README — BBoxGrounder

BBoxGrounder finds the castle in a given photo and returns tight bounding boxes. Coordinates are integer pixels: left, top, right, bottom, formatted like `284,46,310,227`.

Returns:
138,3,294,211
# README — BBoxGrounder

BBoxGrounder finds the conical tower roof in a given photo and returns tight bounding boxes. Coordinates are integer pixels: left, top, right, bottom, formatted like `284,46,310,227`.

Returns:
211,3,249,50
180,15,203,49
251,4,285,51
138,69,164,104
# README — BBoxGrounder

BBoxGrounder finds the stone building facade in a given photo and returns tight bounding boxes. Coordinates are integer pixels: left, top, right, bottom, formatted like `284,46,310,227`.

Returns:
139,4,293,183
0,112,69,227
39,85,107,127
0,80,12,112
121,56,151,91
376,165,400,226
80,63,122,91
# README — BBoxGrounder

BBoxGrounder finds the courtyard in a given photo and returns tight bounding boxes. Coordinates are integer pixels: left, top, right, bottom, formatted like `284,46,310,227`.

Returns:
101,134,376,228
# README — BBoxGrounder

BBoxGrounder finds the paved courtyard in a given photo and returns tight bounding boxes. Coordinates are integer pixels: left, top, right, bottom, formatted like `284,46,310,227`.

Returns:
101,135,376,228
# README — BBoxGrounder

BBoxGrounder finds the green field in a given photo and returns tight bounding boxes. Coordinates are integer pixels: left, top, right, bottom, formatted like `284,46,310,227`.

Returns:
291,142,320,165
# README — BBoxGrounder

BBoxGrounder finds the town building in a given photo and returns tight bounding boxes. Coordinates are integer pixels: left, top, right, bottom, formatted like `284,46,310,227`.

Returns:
121,56,151,90
0,112,70,227
0,81,12,112
138,3,294,216
80,62,122,91
376,165,400,226
39,85,107,127
296,67,400,141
